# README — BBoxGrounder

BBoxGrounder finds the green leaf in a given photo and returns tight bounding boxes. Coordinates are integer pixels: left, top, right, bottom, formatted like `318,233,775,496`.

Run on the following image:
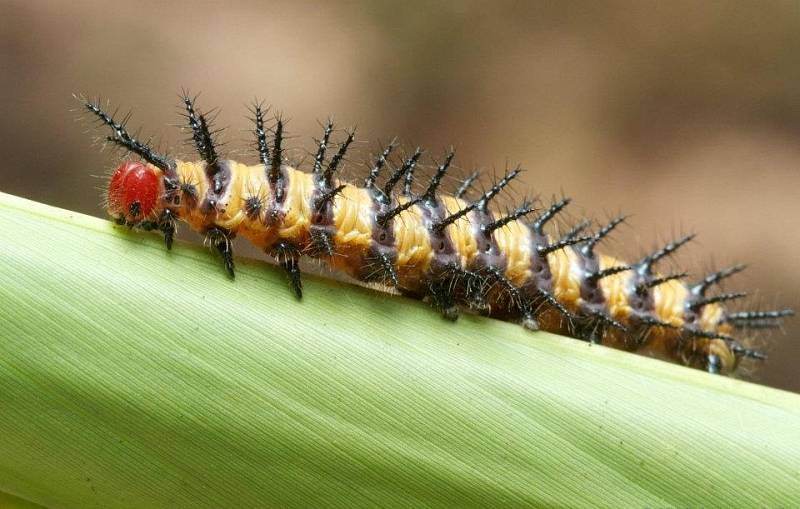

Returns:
0,191,798,508
0,490,46,509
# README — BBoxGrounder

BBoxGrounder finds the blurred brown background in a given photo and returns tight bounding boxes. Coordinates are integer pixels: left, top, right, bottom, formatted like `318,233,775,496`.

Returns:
1,0,798,391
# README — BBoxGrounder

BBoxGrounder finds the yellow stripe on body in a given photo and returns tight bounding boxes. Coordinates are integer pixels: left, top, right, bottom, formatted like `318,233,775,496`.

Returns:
700,302,726,334
439,196,478,269
278,167,314,241
548,245,582,311
652,278,689,328
174,160,210,234
493,220,532,287
392,198,434,281
597,254,634,320
329,182,374,277
332,184,373,248
229,163,272,248
216,162,262,232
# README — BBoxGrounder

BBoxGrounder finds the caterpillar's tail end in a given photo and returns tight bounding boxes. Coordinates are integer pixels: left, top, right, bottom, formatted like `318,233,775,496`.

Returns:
703,306,794,374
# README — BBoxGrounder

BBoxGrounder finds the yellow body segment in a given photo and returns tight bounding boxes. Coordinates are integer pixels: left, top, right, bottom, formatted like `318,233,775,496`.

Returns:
548,245,582,310
393,199,434,278
597,255,633,320
234,163,272,245
278,168,314,241
440,196,479,268
495,221,532,287
333,184,373,249
174,161,211,234
653,279,689,328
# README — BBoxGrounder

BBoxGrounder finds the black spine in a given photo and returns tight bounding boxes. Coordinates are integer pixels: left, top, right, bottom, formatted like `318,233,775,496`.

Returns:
582,216,626,257
422,151,456,201
364,141,397,189
182,94,220,169
81,97,173,173
315,184,347,211
383,148,422,198
639,234,695,273
270,117,284,187
483,204,536,234
323,130,355,186
538,235,592,256
434,167,521,232
691,265,747,296
253,103,270,167
377,198,421,227
313,120,334,174
532,197,571,234
455,170,481,199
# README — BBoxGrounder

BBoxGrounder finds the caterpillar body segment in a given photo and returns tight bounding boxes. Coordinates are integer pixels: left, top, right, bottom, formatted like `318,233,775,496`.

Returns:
84,95,793,376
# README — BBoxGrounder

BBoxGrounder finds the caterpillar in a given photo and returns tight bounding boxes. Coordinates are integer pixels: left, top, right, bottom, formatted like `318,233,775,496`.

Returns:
81,94,793,376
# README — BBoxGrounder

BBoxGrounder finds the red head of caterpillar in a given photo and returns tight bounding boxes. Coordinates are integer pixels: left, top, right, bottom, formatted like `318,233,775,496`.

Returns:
81,93,794,377
107,161,162,223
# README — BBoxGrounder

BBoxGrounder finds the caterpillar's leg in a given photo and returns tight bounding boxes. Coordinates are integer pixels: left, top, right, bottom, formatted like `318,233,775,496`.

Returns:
428,278,459,321
578,321,605,344
377,253,400,288
158,209,177,250
309,228,335,258
361,251,399,289
458,268,490,315
520,310,539,331
706,354,722,375
135,210,176,250
271,241,303,299
483,266,540,330
206,227,235,279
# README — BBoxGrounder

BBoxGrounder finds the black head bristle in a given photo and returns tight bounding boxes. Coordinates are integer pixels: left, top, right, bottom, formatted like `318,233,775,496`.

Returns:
81,97,172,173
